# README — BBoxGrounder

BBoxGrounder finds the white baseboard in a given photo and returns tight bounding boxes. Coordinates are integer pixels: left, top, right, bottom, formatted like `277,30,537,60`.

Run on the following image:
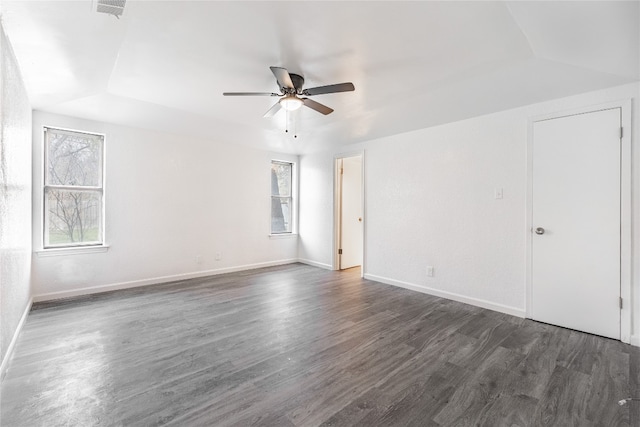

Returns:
33,259,299,303
297,258,333,270
630,334,640,347
364,273,526,318
1,297,33,380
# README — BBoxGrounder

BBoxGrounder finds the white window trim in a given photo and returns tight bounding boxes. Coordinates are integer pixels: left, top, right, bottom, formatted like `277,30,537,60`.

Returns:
41,126,107,252
36,245,110,257
268,233,298,239
270,159,297,235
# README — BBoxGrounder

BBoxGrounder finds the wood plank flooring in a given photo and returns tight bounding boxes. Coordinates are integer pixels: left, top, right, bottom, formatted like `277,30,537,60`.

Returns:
1,263,638,426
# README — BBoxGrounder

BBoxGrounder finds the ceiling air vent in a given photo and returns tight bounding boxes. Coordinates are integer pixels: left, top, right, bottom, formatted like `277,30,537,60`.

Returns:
96,0,126,18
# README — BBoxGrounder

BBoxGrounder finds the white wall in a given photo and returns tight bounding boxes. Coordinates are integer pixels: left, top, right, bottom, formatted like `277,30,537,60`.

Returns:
0,21,32,376
297,150,337,270
365,112,526,313
31,112,298,300
298,82,640,340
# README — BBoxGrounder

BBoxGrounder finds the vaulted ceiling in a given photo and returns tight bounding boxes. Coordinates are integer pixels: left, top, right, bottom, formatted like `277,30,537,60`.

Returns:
1,1,638,154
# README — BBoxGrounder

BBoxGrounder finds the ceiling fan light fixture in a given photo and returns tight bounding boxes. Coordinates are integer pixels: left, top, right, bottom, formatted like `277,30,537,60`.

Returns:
279,95,303,111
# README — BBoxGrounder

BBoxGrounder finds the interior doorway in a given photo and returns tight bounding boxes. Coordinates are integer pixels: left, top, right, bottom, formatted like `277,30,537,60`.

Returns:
334,154,363,274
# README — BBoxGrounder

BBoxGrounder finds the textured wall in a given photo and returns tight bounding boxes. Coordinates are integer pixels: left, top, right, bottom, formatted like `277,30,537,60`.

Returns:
299,82,640,336
364,111,526,310
0,21,32,371
31,112,298,299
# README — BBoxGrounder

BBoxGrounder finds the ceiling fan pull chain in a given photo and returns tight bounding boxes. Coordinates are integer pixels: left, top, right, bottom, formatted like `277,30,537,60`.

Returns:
293,112,298,139
285,109,289,134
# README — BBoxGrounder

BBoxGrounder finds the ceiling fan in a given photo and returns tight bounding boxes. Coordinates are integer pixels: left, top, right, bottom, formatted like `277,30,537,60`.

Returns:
223,66,355,117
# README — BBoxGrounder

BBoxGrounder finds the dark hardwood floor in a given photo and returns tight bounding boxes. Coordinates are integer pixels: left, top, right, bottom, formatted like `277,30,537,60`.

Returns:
1,263,638,426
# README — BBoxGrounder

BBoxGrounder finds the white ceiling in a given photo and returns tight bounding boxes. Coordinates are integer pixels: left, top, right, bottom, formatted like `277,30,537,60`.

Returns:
1,1,638,154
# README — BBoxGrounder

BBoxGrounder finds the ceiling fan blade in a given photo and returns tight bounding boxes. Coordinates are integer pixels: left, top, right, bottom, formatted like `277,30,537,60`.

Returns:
223,92,280,96
302,98,334,115
263,101,282,118
270,66,295,90
303,82,355,96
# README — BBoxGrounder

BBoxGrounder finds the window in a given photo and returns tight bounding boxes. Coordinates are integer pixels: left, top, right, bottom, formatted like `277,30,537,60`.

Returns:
43,127,104,248
271,160,294,234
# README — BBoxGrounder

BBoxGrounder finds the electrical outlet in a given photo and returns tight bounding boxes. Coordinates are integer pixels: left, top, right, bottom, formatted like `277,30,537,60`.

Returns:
215,252,222,261
426,266,434,277
195,255,203,264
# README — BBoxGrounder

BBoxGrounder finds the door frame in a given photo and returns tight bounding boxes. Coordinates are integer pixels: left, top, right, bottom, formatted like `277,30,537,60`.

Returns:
526,99,632,343
333,151,365,276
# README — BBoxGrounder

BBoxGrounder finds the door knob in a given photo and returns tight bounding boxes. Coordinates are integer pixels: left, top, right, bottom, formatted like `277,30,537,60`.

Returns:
358,217,362,222
534,227,545,235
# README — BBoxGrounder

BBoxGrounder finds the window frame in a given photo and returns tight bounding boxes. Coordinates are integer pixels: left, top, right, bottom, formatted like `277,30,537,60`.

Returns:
270,159,297,235
42,126,106,249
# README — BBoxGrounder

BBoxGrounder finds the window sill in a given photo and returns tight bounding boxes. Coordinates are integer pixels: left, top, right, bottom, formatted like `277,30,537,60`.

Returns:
269,233,298,240
36,245,110,257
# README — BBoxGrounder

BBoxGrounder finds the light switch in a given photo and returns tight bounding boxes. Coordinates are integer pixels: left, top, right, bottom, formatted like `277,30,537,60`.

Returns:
494,188,503,199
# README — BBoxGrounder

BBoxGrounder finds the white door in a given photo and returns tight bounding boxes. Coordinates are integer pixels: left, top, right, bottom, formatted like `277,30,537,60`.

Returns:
531,108,621,339
340,156,363,269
